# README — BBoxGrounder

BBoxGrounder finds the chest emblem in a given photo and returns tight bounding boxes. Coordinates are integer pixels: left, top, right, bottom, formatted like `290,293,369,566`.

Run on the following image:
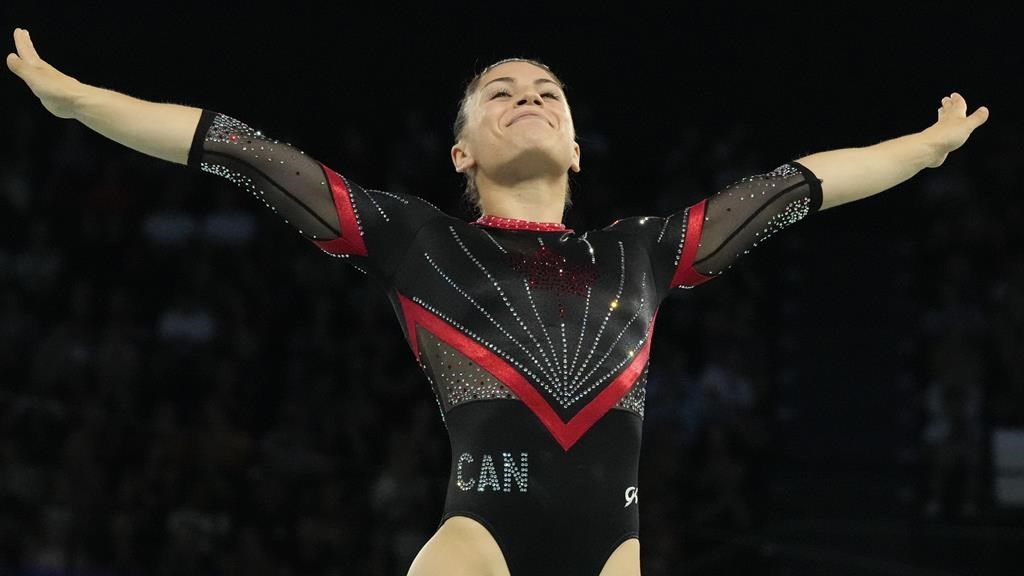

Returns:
508,245,599,297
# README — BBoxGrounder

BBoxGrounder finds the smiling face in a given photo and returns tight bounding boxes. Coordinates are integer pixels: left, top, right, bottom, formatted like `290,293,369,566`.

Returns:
452,60,581,200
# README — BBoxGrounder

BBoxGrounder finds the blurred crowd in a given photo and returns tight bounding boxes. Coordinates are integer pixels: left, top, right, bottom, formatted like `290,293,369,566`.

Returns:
0,101,1020,576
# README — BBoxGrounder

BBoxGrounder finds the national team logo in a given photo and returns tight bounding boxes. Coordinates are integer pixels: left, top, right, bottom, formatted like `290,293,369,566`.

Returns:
624,486,638,508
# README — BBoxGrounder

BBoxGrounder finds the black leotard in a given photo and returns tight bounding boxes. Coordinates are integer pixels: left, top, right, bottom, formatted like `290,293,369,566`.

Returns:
187,110,823,575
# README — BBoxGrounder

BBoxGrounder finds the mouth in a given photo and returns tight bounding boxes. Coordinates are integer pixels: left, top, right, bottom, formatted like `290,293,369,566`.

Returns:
507,111,550,127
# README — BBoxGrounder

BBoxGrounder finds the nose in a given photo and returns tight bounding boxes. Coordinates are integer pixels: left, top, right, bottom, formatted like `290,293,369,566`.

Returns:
516,90,544,106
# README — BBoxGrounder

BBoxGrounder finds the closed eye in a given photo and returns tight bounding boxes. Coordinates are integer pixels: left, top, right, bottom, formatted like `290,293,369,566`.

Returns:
489,90,561,101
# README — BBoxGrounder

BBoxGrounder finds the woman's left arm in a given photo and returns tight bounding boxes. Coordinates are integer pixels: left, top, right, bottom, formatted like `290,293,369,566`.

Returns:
796,92,990,211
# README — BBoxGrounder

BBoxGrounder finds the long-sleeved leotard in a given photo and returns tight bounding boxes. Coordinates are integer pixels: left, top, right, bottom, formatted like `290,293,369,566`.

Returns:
187,109,822,576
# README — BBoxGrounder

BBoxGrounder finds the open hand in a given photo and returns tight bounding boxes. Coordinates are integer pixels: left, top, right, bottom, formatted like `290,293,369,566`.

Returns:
6,28,83,119
921,92,989,168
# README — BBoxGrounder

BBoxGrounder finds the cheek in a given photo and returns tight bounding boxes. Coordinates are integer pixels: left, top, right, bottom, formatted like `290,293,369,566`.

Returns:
467,106,500,140
562,120,577,143
564,110,576,136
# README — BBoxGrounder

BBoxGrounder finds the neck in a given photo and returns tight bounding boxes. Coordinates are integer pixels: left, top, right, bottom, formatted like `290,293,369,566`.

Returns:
476,173,567,224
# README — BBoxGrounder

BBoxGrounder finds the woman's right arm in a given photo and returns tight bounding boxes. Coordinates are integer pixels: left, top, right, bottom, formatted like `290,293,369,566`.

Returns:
6,28,201,165
73,87,201,166
7,29,345,243
8,28,445,282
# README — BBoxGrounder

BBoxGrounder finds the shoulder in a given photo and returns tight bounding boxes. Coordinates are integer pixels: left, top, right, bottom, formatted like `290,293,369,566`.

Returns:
348,183,449,226
599,215,668,236
363,186,444,212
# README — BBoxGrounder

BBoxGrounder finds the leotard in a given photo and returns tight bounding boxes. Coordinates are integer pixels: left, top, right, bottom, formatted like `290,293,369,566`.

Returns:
187,110,823,575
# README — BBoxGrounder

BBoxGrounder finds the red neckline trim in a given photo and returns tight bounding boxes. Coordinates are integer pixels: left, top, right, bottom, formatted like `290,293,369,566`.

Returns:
472,214,572,232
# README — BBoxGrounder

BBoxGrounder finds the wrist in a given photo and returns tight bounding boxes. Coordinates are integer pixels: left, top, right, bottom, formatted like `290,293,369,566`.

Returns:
915,126,951,169
69,79,117,121
68,81,100,120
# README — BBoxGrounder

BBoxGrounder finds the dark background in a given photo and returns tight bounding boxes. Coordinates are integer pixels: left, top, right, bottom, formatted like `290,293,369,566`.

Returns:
1,2,1022,575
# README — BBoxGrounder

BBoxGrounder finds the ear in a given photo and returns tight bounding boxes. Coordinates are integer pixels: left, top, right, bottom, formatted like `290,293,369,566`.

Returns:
452,141,476,174
569,141,581,173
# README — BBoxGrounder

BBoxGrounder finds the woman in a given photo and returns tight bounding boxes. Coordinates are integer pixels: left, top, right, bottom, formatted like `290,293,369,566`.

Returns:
6,27,989,576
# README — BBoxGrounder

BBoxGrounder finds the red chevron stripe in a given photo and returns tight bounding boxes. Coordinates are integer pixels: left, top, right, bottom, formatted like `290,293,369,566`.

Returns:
312,164,368,256
399,292,655,451
670,199,715,289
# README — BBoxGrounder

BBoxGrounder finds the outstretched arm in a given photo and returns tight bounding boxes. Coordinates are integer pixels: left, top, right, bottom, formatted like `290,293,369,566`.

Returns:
7,28,201,165
6,27,199,165
797,92,990,211
6,27,341,238
6,28,201,164
7,27,444,282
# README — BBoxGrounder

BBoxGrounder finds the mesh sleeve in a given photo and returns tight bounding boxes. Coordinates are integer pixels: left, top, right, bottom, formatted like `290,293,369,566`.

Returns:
186,109,443,282
609,161,823,295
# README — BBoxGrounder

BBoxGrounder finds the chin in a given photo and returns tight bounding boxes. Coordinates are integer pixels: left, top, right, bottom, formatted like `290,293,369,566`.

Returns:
489,147,568,182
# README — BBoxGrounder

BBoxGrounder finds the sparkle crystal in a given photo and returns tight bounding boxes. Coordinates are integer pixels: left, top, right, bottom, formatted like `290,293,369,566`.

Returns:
473,214,572,232
508,245,599,297
477,454,501,492
419,328,516,409
502,452,529,493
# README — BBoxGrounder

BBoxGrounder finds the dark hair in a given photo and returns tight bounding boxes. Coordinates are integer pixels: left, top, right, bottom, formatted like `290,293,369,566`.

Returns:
453,57,575,216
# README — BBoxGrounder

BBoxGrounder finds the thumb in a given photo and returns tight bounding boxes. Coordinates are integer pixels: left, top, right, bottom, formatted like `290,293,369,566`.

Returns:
969,106,990,128
6,52,23,76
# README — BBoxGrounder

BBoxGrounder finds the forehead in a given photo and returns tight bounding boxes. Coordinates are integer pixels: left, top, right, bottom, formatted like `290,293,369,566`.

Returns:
478,61,560,88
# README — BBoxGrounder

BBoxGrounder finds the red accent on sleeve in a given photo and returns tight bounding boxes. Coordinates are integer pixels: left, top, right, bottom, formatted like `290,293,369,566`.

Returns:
398,291,656,452
312,165,368,257
670,199,715,289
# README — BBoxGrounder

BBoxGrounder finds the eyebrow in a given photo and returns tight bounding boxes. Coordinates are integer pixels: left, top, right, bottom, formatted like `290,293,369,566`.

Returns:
482,77,563,91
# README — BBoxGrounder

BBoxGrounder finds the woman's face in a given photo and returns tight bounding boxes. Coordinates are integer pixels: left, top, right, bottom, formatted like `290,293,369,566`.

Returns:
452,61,581,182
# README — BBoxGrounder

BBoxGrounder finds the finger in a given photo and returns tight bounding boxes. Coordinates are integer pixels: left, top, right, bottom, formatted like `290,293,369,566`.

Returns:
6,52,24,76
969,106,990,128
950,92,967,112
941,93,966,119
13,28,40,64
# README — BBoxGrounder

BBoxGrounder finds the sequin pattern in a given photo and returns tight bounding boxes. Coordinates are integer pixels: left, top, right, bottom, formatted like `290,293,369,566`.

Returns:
477,454,501,491
689,162,819,277
205,113,263,144
418,328,517,411
502,452,529,493
420,232,652,412
475,214,569,232
756,197,811,245
612,364,648,417
196,112,346,243
508,245,599,297
455,452,530,493
456,453,475,491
